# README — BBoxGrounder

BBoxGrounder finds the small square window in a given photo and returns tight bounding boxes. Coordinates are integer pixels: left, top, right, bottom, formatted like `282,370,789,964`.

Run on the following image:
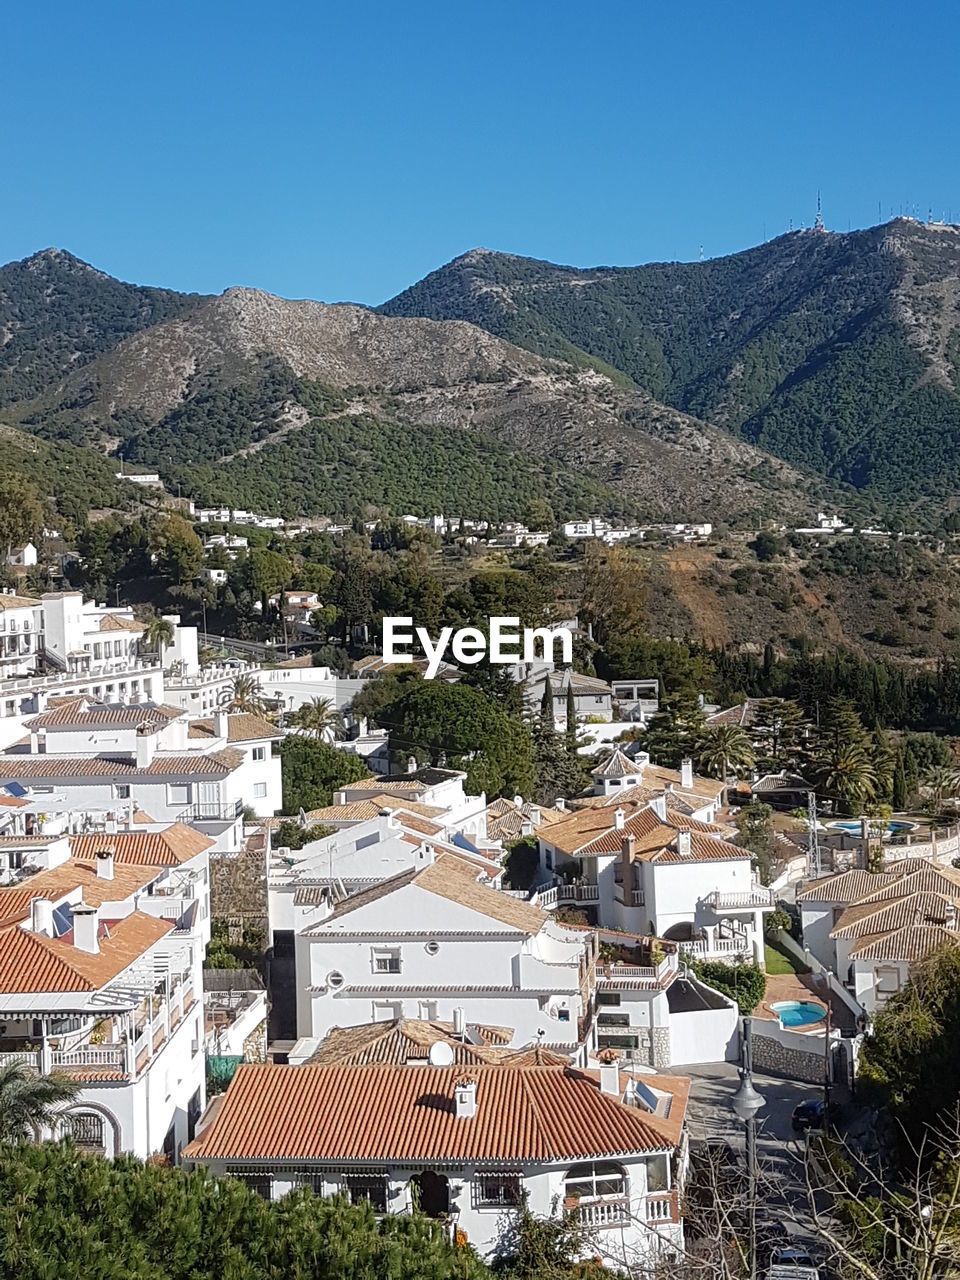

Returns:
253,782,267,798
372,948,401,974
252,746,266,762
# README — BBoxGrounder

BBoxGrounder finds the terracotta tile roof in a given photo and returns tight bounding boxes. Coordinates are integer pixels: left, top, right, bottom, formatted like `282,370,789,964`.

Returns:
0,911,173,993
183,1063,686,1163
188,713,282,743
485,798,565,843
0,795,28,809
0,594,39,611
69,824,213,867
752,772,812,794
849,924,960,962
546,803,744,863
311,854,545,934
797,866,959,905
310,1019,519,1066
99,614,143,633
0,859,161,912
0,749,244,780
25,702,183,731
832,892,959,938
592,748,641,779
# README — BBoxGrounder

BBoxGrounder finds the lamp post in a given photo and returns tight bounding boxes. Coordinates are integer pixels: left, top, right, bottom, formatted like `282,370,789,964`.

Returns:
731,1016,765,1280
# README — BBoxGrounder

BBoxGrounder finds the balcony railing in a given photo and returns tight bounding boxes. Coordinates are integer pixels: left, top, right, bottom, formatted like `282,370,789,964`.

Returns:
684,936,750,958
702,887,774,910
644,1191,679,1223
537,879,599,908
181,800,243,822
52,1045,125,1070
0,1049,41,1072
576,1197,631,1229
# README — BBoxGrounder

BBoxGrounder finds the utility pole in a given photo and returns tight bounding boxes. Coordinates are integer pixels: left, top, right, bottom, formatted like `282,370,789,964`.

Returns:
807,790,821,879
731,1017,765,1280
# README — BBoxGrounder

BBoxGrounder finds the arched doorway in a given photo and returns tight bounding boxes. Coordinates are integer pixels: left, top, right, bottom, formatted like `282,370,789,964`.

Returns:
411,1170,450,1218
662,922,698,943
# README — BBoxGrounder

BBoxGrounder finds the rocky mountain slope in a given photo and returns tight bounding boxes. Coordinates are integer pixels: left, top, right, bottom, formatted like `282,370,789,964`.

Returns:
381,220,960,501
1,256,825,522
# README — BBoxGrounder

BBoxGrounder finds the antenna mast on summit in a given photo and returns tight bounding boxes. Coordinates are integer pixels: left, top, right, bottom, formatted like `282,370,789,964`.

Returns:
814,191,825,232
699,244,704,263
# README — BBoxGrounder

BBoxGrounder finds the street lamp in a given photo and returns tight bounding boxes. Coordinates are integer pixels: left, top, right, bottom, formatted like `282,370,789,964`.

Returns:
730,1017,765,1280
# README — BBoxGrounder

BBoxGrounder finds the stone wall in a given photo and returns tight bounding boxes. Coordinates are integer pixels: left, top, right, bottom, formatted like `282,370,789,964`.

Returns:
210,839,268,940
243,1018,267,1063
751,1030,826,1084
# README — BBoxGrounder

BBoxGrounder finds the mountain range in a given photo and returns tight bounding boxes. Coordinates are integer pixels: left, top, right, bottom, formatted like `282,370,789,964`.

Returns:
3,220,960,526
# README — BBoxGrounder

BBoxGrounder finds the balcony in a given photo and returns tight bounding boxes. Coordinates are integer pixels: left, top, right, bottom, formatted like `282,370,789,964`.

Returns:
52,1045,126,1070
702,886,774,911
644,1190,679,1224
684,936,751,960
575,1197,631,1229
537,879,599,909
182,800,243,822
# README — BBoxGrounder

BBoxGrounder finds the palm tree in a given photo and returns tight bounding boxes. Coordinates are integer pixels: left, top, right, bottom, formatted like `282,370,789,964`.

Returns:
142,615,175,665
289,696,343,740
816,743,878,814
229,673,266,716
923,765,960,818
697,724,755,802
0,1060,79,1143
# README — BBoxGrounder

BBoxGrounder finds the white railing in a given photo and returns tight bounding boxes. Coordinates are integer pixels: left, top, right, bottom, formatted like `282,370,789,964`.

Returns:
685,937,750,958
644,1192,676,1223
577,1197,630,1229
52,1045,125,1069
631,889,645,905
703,887,774,909
538,887,559,908
0,1049,41,1072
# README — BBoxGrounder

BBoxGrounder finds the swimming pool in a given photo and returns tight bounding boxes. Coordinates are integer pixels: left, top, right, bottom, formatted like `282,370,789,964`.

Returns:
770,1000,827,1028
827,819,916,835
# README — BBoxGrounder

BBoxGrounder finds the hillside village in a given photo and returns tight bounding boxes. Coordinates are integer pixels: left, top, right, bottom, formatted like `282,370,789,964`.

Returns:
1,579,958,1272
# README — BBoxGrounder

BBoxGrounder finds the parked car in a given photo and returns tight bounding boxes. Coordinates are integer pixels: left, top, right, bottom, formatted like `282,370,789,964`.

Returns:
791,1099,827,1132
767,1246,820,1279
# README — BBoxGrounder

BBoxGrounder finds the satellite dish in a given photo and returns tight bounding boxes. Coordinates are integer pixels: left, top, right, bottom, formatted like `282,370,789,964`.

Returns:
428,1041,455,1067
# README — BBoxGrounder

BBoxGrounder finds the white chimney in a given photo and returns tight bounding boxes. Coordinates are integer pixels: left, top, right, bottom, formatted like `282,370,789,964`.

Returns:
407,756,417,774
680,758,694,790
71,901,99,954
126,805,136,831
453,1006,466,1037
30,897,53,936
135,732,156,767
555,797,566,812
652,794,667,820
614,808,625,831
214,710,230,740
599,1057,621,1097
677,830,692,857
454,1076,477,1119
95,848,115,880
513,795,523,807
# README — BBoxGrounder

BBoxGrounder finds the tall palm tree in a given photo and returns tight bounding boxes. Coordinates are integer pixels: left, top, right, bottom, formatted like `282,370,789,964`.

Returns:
229,673,267,716
816,743,878,814
290,696,343,740
0,1060,79,1143
142,615,175,664
923,764,960,818
697,724,755,802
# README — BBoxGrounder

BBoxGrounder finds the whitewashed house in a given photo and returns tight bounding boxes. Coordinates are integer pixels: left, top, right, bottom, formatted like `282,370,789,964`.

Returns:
0,823,212,1161
183,1056,688,1268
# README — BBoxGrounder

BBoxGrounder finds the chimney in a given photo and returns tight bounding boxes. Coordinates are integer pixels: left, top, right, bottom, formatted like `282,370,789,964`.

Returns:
71,901,99,954
555,797,566,812
135,732,156,767
598,1052,621,1097
652,794,667,821
453,1006,466,1038
95,847,115,880
528,805,541,826
680,758,694,790
454,1076,478,1119
30,897,53,937
514,795,523,807
677,830,692,857
407,755,418,774
621,834,635,878
614,808,625,831
126,805,136,831
214,710,230,740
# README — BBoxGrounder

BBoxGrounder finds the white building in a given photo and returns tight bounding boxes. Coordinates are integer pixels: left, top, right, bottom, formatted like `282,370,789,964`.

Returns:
183,1056,688,1268
6,542,38,569
0,592,44,678
291,850,596,1054
797,863,960,1015
0,823,212,1161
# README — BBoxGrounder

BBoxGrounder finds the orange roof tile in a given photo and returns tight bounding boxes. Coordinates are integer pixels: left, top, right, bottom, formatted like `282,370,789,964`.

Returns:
0,859,161,912
70,824,212,867
0,912,173,993
188,713,282,743
184,1063,686,1163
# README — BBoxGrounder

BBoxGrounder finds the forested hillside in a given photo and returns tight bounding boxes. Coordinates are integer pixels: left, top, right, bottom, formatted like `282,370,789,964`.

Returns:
381,220,960,499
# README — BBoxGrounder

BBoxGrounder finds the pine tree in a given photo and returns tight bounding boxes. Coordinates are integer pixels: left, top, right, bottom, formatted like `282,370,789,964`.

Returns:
893,750,908,811
540,675,555,730
565,684,577,753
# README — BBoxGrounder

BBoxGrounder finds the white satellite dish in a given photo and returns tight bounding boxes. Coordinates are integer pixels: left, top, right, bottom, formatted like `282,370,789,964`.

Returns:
428,1040,455,1067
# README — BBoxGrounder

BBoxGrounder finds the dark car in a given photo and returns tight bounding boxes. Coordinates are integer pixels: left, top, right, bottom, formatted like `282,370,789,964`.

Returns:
791,1099,826,1132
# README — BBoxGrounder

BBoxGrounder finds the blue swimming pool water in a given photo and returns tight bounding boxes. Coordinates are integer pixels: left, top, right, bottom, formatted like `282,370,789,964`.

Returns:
828,819,915,834
771,1000,826,1028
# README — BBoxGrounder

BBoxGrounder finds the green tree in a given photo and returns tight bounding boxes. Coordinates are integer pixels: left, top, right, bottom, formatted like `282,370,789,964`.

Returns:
149,514,203,585
0,1060,79,1142
229,673,267,715
642,692,706,769
735,801,776,883
288,696,343,740
696,723,756,800
143,613,175,660
0,473,43,555
280,736,370,812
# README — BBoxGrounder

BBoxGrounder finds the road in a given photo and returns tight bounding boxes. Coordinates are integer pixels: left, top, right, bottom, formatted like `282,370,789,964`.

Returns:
677,1061,825,1259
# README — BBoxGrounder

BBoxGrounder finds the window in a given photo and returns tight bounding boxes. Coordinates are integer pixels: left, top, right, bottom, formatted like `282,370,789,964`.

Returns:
167,784,190,806
290,1170,327,1194
372,947,401,974
597,991,621,1007
646,1153,669,1192
424,940,440,956
115,784,131,800
597,1012,631,1028
564,1162,627,1201
253,782,267,798
67,1112,105,1152
473,1171,522,1209
342,1172,388,1212
597,1033,639,1051
876,966,901,999
327,970,345,989
226,1167,273,1199
252,746,266,762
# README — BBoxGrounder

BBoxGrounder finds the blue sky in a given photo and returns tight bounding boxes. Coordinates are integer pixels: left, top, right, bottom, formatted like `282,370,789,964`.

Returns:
2,1,958,304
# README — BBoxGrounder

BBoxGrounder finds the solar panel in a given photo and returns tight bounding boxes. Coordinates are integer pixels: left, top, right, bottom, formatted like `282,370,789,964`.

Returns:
51,903,74,938
633,1078,659,1113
